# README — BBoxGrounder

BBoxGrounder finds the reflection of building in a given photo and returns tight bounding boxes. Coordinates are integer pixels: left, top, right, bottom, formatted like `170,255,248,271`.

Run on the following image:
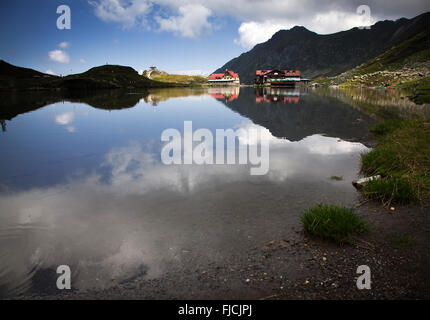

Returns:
208,70,240,85
209,86,240,101
254,69,308,87
254,87,301,104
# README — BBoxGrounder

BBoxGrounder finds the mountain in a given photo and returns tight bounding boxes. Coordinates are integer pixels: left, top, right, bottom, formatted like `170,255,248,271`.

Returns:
58,64,165,89
215,11,430,84
0,61,169,91
332,25,430,87
0,60,58,90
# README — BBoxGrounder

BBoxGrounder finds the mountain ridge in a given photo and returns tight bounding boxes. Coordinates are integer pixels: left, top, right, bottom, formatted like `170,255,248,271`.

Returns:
215,11,430,84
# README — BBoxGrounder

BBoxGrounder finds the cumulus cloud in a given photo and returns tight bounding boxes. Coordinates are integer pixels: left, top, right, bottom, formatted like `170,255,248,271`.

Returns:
234,10,379,48
155,4,211,38
88,0,430,45
89,0,152,28
48,49,70,64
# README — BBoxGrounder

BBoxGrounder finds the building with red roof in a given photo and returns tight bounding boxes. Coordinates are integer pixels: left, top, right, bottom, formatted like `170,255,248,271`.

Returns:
208,70,240,85
254,69,304,87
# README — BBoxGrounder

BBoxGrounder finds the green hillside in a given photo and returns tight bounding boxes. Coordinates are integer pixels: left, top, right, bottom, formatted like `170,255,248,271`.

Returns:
60,64,168,89
143,69,208,86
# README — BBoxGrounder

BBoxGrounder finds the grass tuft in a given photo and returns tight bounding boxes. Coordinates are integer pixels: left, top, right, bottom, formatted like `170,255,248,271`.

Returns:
330,175,343,181
301,204,369,243
363,177,418,205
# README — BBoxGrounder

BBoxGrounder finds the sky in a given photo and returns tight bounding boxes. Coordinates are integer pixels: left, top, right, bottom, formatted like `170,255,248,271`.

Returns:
0,0,429,76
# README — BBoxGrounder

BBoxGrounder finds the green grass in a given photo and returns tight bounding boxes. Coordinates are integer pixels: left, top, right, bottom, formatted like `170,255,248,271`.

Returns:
151,73,208,85
330,175,343,181
363,177,418,205
370,119,404,136
400,76,430,104
361,118,430,205
301,204,369,243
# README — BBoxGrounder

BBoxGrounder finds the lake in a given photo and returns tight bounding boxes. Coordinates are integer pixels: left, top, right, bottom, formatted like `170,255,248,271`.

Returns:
0,86,408,298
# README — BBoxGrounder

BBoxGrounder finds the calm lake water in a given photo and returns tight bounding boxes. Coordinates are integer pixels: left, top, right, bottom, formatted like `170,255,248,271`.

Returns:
0,86,402,297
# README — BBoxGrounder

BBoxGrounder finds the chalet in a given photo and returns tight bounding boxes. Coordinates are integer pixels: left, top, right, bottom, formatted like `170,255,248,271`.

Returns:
208,70,240,85
254,69,303,87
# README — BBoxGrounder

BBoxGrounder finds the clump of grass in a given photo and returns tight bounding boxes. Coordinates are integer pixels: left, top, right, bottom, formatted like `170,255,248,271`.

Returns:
301,204,369,243
363,177,418,205
361,118,430,204
370,119,404,136
330,175,343,181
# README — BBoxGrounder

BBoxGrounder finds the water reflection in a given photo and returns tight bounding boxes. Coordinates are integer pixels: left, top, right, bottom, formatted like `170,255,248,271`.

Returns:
0,126,368,297
209,87,240,101
0,85,418,297
221,87,376,144
254,87,302,104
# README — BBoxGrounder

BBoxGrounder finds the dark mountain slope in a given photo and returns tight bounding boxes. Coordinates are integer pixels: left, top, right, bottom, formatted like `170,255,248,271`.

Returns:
215,11,430,84
0,61,169,91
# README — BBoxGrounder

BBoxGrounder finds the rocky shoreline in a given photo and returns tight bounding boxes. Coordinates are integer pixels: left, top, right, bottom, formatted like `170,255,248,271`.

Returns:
15,200,429,300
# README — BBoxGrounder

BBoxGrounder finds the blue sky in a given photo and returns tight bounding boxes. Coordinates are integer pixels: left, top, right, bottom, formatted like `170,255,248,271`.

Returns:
1,0,429,76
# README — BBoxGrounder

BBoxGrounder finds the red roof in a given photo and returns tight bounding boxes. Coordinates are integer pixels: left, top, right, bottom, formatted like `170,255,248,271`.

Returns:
209,70,239,80
226,70,239,79
209,73,225,80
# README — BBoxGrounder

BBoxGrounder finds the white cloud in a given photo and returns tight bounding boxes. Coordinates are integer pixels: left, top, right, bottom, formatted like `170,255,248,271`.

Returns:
59,41,70,49
234,10,380,48
48,49,70,64
79,58,87,63
88,0,430,44
234,20,295,48
55,112,75,125
89,0,152,28
45,69,57,76
155,4,211,38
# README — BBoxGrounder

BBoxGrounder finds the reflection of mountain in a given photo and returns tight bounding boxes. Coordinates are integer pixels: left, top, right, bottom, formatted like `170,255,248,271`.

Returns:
221,87,376,144
208,87,240,102
0,90,147,121
254,87,302,104
0,88,208,121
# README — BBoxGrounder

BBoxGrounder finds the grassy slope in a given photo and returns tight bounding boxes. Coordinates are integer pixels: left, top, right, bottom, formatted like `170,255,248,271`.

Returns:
352,28,430,75
361,119,430,205
400,76,430,104
313,27,430,91
150,73,208,86
62,65,168,89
